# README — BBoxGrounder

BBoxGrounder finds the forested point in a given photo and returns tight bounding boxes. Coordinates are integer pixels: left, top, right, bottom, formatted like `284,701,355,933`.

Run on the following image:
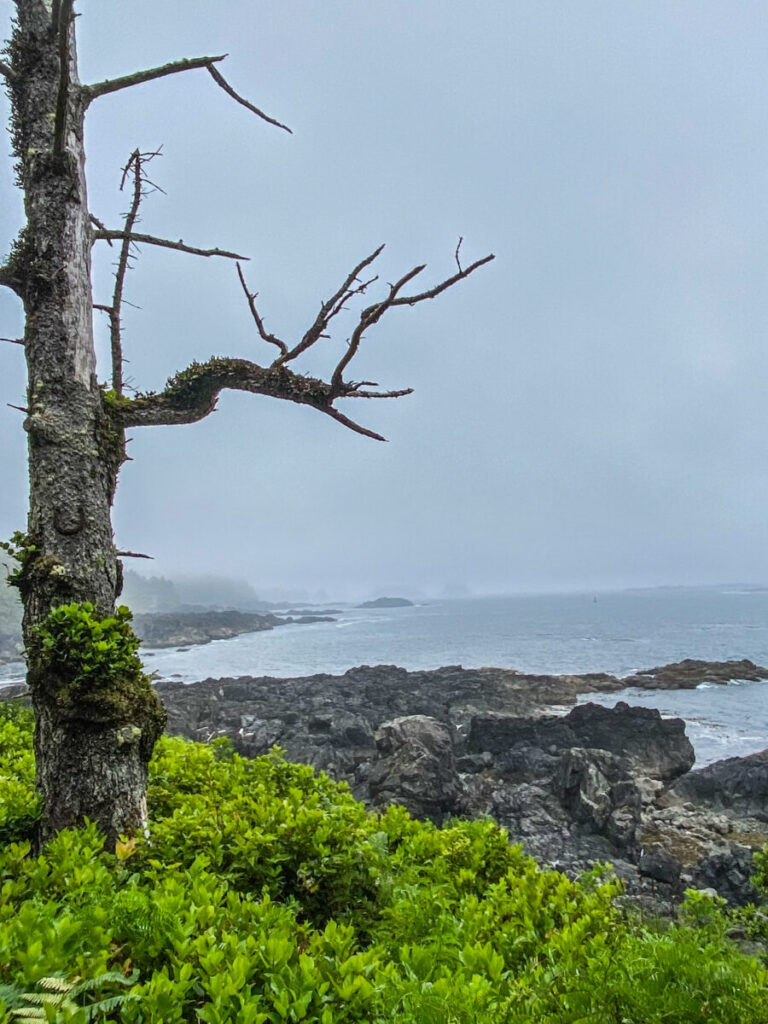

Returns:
1,702,768,1023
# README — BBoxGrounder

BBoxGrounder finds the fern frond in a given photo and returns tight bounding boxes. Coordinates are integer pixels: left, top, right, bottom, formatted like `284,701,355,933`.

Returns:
0,983,24,1008
69,972,134,998
83,992,139,1020
36,977,74,994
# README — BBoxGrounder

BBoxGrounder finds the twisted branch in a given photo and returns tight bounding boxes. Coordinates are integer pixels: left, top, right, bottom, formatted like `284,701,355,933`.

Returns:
236,263,287,357
274,245,384,367
116,245,493,441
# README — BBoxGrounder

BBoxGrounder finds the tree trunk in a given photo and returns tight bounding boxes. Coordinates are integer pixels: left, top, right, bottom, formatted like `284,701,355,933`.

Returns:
9,0,164,845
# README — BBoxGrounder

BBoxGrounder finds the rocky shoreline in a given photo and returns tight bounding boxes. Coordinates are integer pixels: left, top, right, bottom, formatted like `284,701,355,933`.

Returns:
151,659,768,910
0,609,336,665
3,657,768,910
134,609,336,650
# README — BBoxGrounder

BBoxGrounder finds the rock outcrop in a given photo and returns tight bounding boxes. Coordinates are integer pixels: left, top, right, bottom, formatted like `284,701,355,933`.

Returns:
134,610,335,650
357,597,414,608
667,749,768,822
466,702,695,781
623,658,768,689
369,716,459,824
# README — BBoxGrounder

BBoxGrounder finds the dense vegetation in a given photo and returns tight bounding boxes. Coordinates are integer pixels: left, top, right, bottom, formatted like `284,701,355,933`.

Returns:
1,702,767,1023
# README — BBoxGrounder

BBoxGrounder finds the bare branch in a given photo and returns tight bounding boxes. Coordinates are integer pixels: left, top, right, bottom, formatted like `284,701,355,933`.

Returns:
118,245,492,441
454,236,463,272
331,263,425,391
207,64,292,133
53,0,75,158
236,263,288,356
83,54,227,103
322,405,388,441
7,403,28,414
93,230,248,261
0,61,16,82
343,386,413,399
274,245,385,367
390,253,495,309
116,550,154,560
0,336,24,346
89,213,111,241
108,150,145,395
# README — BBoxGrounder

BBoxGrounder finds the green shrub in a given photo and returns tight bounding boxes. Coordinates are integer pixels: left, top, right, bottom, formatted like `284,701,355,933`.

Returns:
1,704,767,1023
0,706,39,845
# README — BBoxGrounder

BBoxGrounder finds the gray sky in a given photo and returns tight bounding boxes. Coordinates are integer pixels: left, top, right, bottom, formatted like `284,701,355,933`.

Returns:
2,1,768,599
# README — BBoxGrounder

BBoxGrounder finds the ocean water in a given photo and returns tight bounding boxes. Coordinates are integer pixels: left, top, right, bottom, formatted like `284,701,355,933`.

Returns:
2,588,768,765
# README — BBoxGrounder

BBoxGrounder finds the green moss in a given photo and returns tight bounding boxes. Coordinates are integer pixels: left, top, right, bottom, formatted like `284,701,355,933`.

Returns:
30,602,165,732
95,398,127,486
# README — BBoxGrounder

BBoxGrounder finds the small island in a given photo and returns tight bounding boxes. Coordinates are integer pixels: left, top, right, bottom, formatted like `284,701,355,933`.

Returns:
357,597,415,609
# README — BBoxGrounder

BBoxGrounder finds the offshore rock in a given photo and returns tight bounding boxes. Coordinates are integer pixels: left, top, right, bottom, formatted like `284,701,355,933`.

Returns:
623,658,768,689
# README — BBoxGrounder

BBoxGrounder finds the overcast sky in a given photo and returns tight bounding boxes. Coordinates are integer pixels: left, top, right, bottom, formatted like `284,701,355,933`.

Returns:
2,1,768,599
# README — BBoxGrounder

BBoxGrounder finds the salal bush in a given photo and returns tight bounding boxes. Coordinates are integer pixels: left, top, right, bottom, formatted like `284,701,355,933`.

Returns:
1,702,766,1023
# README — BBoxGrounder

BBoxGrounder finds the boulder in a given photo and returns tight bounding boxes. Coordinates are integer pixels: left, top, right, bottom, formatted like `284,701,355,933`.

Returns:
369,716,460,824
467,702,694,781
555,747,642,851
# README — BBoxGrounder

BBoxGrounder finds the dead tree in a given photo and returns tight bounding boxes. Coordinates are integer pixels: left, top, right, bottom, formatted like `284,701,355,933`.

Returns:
0,1,493,843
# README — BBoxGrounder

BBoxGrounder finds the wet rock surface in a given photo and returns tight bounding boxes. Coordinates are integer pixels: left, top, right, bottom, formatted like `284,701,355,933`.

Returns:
623,657,768,689
4,658,768,909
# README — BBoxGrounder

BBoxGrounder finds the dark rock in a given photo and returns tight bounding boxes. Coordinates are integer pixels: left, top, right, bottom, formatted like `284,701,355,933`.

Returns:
668,749,768,821
357,597,414,608
495,744,560,783
132,609,335,650
691,847,761,907
638,850,682,886
134,610,283,649
369,716,460,824
623,658,768,690
555,748,642,846
467,702,694,781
